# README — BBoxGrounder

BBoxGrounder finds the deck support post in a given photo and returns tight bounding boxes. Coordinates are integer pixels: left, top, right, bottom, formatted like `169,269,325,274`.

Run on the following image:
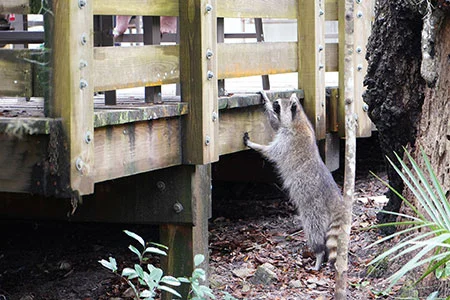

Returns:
49,0,95,195
160,164,211,300
298,0,326,140
179,0,219,165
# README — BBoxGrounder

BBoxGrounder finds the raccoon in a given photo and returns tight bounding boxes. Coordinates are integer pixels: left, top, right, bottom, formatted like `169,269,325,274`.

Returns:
243,91,344,270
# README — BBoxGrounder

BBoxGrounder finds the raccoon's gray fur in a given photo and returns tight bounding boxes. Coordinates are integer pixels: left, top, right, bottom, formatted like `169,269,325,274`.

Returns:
243,91,344,270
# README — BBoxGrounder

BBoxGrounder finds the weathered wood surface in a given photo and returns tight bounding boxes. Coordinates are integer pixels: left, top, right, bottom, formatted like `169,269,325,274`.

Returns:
180,0,219,165
93,45,179,92
93,0,178,16
92,0,338,20
217,42,297,79
0,0,41,14
298,0,326,140
353,0,374,137
49,0,95,195
93,118,183,183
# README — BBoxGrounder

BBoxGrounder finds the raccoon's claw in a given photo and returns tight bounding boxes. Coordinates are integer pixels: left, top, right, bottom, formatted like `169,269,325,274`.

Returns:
243,132,250,146
259,90,270,104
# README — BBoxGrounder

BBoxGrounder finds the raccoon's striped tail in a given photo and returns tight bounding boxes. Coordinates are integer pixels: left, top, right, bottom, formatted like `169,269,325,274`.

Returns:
326,215,343,267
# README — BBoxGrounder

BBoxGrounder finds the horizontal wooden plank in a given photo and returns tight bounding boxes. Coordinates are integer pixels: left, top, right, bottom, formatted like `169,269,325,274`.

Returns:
217,42,297,79
93,0,178,16
93,45,179,92
219,105,275,155
0,49,33,97
218,90,304,109
0,31,44,44
217,0,297,18
94,102,188,127
0,0,41,14
0,117,54,134
93,118,183,183
326,42,338,72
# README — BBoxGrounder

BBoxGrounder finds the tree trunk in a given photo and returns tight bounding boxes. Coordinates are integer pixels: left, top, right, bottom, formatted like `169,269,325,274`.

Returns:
411,16,450,206
363,0,426,233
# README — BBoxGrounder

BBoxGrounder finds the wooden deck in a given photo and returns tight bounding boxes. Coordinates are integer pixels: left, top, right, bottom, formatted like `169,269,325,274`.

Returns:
0,1,375,297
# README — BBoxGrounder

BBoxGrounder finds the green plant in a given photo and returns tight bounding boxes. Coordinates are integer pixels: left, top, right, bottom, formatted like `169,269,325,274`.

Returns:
99,230,182,299
368,149,450,292
99,230,231,300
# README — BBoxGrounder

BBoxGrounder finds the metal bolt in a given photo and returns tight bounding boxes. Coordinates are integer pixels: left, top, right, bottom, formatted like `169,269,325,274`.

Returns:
78,0,87,8
317,115,321,121
75,157,84,171
156,181,166,191
356,0,362,3
362,103,369,112
79,60,88,69
318,45,324,52
81,33,87,45
205,135,211,146
319,9,324,16
356,11,363,18
84,131,92,144
207,71,214,80
173,202,184,213
356,46,362,54
206,49,214,59
80,79,88,89
212,111,218,122
205,4,213,13
357,64,363,71
318,64,324,70
345,98,353,104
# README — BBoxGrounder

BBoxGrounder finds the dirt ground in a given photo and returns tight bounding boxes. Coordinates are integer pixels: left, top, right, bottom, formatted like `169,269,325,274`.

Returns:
0,135,410,300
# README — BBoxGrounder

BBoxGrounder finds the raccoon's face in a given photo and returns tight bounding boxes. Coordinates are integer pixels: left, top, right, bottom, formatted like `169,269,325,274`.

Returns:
270,93,302,129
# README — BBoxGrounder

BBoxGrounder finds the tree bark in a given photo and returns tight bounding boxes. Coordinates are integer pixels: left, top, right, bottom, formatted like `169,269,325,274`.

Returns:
363,0,426,233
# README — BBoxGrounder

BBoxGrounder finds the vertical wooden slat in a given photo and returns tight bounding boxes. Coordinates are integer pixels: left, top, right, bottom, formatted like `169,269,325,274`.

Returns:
180,0,219,164
144,16,162,103
353,0,373,137
298,0,326,140
217,17,225,96
255,18,270,91
50,0,94,195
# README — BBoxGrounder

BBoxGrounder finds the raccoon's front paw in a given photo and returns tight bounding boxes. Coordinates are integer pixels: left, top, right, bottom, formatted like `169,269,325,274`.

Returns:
243,132,250,146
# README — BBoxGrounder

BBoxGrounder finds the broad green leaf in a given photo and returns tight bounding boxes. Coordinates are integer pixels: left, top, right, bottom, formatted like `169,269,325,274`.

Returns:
149,267,163,282
149,241,169,250
140,289,155,298
124,230,145,249
158,285,182,298
122,267,139,279
177,277,191,284
98,257,117,272
129,245,143,260
192,268,206,281
135,264,145,278
160,275,181,286
426,291,439,300
194,254,205,267
144,246,167,256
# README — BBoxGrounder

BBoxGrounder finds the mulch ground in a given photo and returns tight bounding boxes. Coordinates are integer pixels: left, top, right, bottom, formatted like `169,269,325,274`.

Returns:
0,136,412,300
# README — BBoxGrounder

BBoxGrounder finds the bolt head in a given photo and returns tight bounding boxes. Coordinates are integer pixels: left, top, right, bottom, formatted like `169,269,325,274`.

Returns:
206,71,214,80
356,11,363,18
75,158,84,171
205,136,211,146
212,112,218,122
78,0,87,8
81,33,87,45
173,202,184,213
206,49,214,59
362,103,369,112
80,79,88,89
205,4,213,13
84,131,93,144
357,64,363,71
156,181,166,191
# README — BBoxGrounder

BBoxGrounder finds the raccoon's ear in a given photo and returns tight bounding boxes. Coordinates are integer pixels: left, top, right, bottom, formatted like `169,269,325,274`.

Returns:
290,93,298,101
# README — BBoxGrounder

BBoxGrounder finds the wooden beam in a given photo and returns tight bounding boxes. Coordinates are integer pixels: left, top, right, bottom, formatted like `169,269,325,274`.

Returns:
50,0,95,195
0,49,33,97
353,0,374,137
93,118,183,183
326,42,339,72
93,45,179,92
219,106,275,156
160,164,211,300
298,0,326,140
179,0,219,164
325,0,338,21
217,0,297,19
217,42,297,79
92,0,178,16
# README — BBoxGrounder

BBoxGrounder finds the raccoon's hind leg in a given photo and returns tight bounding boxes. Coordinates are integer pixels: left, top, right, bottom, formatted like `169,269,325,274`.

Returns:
314,251,326,271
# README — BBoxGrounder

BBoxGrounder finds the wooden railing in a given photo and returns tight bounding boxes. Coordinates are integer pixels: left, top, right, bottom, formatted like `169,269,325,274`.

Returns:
0,0,374,197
